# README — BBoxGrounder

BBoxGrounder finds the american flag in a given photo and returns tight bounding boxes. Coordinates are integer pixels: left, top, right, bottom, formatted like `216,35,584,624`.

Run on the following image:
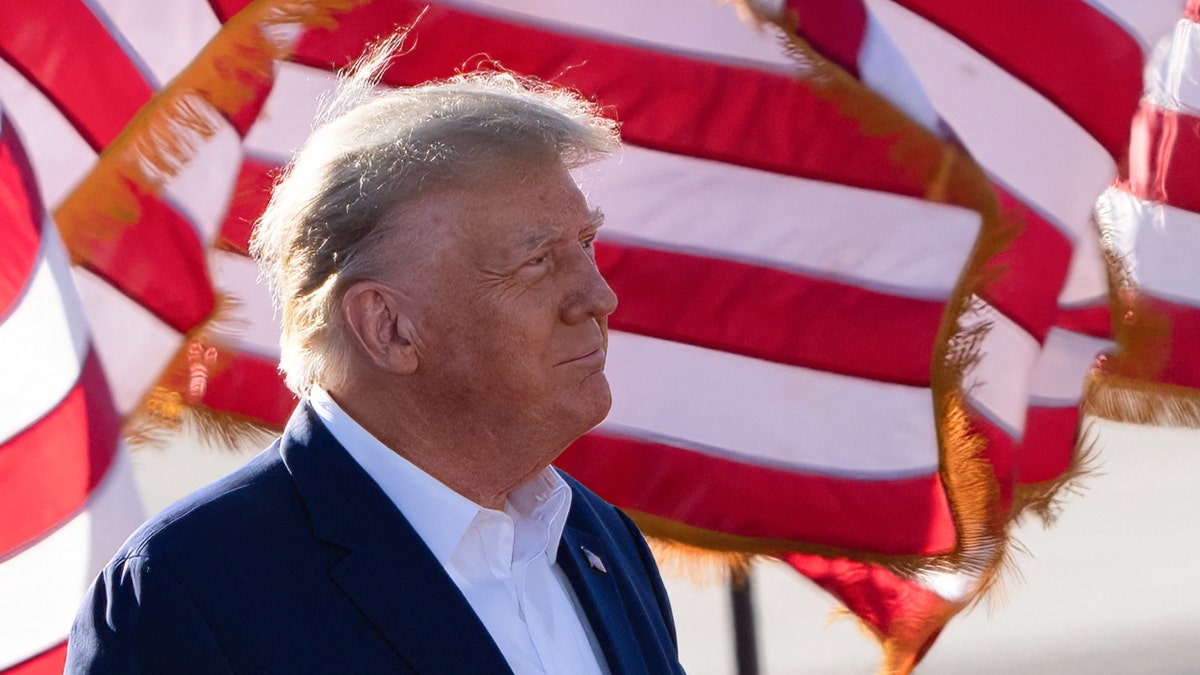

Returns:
1095,2,1200,421
0,1,1193,672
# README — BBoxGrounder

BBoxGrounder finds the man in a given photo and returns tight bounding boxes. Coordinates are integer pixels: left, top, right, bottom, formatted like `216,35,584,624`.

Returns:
66,41,683,674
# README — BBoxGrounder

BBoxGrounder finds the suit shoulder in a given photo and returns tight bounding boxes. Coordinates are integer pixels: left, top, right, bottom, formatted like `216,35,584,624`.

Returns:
115,442,300,565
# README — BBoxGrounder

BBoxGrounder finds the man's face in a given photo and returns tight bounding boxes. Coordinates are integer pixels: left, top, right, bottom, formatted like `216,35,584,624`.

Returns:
396,162,618,454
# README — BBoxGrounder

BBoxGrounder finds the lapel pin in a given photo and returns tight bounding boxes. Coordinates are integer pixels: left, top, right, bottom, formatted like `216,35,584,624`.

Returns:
581,546,607,574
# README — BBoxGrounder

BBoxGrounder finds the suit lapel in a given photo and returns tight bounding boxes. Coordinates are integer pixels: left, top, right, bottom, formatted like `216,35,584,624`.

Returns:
329,550,512,674
558,526,647,675
279,404,512,674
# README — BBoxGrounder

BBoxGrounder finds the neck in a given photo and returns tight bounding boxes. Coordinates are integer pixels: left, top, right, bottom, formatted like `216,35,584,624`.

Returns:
326,385,559,510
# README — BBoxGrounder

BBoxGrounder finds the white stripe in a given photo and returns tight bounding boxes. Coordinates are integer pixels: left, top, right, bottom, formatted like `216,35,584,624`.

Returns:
0,60,98,208
86,0,221,89
1058,216,1110,307
1129,200,1200,307
1146,18,1200,115
865,0,1117,242
210,250,283,358
440,0,794,71
0,448,143,670
242,62,341,163
601,331,938,478
71,268,181,415
244,5,798,163
1102,188,1200,307
160,113,244,245
0,225,90,445
960,300,1041,437
1086,0,1188,55
1028,328,1113,406
858,13,943,133
588,145,981,299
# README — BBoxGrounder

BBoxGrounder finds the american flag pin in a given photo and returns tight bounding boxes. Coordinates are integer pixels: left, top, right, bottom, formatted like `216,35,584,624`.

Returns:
582,546,607,573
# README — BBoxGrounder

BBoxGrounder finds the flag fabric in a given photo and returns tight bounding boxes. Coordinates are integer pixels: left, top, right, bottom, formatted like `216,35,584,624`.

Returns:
0,2,356,671
761,0,1184,666
780,0,1182,515
1094,3,1200,421
51,0,994,565
0,106,143,673
0,1,1191,672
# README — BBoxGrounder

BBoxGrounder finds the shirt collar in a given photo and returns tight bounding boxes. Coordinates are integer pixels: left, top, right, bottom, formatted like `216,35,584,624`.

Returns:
506,465,572,565
307,386,573,565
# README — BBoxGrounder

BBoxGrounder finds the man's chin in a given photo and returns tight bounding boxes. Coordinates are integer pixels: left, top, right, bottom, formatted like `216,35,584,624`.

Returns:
569,376,613,434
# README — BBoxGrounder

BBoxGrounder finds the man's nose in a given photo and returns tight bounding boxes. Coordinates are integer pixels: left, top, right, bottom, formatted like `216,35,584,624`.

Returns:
562,251,618,324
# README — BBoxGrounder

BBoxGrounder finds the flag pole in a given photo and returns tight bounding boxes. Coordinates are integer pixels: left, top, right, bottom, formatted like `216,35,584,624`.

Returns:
729,565,760,675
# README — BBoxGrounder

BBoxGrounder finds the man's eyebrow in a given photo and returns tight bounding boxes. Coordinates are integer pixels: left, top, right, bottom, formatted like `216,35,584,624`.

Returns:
587,208,605,230
517,227,562,253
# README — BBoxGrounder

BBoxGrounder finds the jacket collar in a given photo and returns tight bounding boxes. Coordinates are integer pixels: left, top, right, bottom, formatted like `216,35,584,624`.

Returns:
278,403,513,674
279,403,641,674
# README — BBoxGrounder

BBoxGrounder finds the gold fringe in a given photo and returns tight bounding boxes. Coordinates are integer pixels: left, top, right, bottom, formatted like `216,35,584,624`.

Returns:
643,536,756,587
51,1,363,448
121,292,281,451
629,511,957,579
55,0,365,259
1083,372,1200,428
1011,423,1101,528
124,387,277,451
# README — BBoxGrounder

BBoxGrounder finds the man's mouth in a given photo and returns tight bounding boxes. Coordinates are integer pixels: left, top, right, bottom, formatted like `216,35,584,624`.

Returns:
559,347,605,368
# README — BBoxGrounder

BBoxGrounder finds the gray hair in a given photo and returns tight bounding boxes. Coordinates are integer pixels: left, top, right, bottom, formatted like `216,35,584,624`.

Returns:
250,38,620,395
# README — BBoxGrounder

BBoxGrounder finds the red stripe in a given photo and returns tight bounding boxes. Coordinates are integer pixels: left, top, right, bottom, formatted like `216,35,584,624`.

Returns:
73,181,214,333
1189,0,1200,23
891,0,1144,162
0,116,44,318
206,0,247,23
598,241,944,386
3,642,68,675
558,431,956,556
1055,303,1112,340
0,351,119,556
1018,405,1080,485
785,0,868,75
195,349,297,429
1128,104,1200,213
0,0,153,150
978,185,1074,341
785,553,948,638
1135,294,1200,390
217,157,278,255
294,1,949,199
222,74,274,139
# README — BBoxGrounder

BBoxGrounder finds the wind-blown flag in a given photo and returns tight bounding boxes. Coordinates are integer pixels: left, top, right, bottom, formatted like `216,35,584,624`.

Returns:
1,0,1190,672
1094,4,1200,422
212,0,1004,602
0,107,142,674
0,2,358,671
757,0,1185,666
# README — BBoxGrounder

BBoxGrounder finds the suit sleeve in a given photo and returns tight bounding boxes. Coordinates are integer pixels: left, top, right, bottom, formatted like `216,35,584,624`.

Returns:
65,555,233,674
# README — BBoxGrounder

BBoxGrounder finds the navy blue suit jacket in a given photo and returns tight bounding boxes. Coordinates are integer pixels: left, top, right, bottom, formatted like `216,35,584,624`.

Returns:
66,405,683,674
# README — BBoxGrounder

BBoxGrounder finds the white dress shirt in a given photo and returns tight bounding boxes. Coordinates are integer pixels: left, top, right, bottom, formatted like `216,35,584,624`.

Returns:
308,387,608,675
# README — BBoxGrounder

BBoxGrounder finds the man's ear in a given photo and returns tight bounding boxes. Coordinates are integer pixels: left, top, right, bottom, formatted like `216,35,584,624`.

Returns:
341,281,419,375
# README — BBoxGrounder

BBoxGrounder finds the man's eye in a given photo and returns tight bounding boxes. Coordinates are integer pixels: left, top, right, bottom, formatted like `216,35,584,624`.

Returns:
581,236,596,251
527,254,549,266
